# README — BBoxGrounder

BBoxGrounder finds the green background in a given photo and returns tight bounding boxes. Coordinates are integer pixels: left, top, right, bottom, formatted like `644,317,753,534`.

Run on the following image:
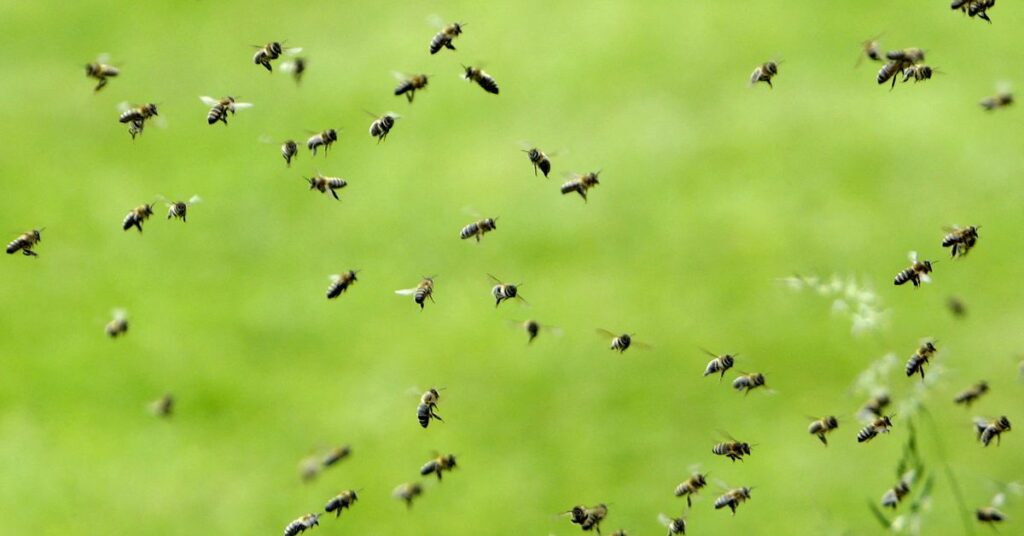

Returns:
1,1,1021,534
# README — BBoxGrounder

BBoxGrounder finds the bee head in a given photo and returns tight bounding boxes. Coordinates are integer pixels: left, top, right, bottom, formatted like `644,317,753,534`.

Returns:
740,443,752,454
998,416,1011,429
619,334,631,345
446,454,457,467
452,23,463,35
753,373,765,386
485,217,496,228
85,63,96,75
307,177,317,189
695,473,707,485
765,62,778,74
325,129,338,141
32,229,42,241
143,204,154,216
269,42,283,55
826,416,839,428
462,65,474,78
146,104,158,116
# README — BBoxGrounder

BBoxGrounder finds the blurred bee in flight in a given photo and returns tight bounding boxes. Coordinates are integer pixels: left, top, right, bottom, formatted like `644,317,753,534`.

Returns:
860,392,891,418
163,195,201,222
462,65,500,94
749,60,779,88
857,414,894,443
857,35,883,67
307,129,338,156
597,329,651,353
324,490,358,517
981,88,1012,111
808,415,840,445
396,277,435,309
326,270,358,299
368,112,398,143
976,491,1009,525
322,445,352,469
953,0,996,23
306,174,347,201
149,393,173,418
85,54,119,92
905,340,937,380
417,387,443,428
701,348,736,379
489,274,527,307
877,48,925,89
893,251,933,287
562,504,608,534
105,309,128,338
429,20,464,54
881,471,914,509
732,372,767,395
393,482,423,509
420,453,457,481
947,296,967,318
282,513,319,536
118,103,158,139
281,140,298,166
675,471,708,507
252,41,302,72
6,228,42,257
122,203,154,233
510,319,558,344
561,171,601,202
954,381,989,407
394,73,429,102
942,225,979,258
460,217,497,242
901,64,937,84
200,95,253,126
280,57,307,84
523,146,552,177
658,513,686,535
713,432,752,462
975,416,1011,446
714,486,752,515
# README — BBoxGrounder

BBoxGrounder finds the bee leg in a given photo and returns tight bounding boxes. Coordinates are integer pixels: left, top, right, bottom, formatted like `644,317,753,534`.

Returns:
818,434,827,446
95,78,107,92
687,496,692,508
135,221,143,233
445,42,456,51
330,189,339,201
23,249,37,257
406,92,414,103
766,79,773,89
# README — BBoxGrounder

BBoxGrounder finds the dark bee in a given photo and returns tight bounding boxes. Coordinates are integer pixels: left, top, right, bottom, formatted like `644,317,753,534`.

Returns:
561,172,601,202
281,57,307,84
858,36,883,65
164,195,201,222
306,174,347,201
857,415,894,443
200,96,253,126
877,48,925,88
881,472,913,509
749,61,778,88
392,482,423,509
597,329,650,353
732,372,767,395
808,415,839,445
942,225,979,258
981,91,1012,111
489,274,526,307
6,229,42,257
702,349,736,379
149,393,173,418
368,113,398,143
253,41,301,72
324,490,358,517
524,147,552,177
429,22,463,54
122,203,154,233
118,103,158,139
713,433,752,462
674,472,708,507
322,445,352,468
105,309,128,338
283,513,319,536
609,531,630,536
947,296,967,317
460,218,497,242
85,55,119,92
714,487,752,515
396,277,435,309
417,388,443,428
901,64,935,84
975,416,1011,446
658,513,686,535
420,453,457,481
977,506,1007,524
954,381,989,407
860,393,890,418
395,74,429,103
905,340,938,380
326,271,358,299
563,504,608,533
954,0,996,23
280,140,298,167
893,251,933,287
462,65,499,94
513,319,556,344
307,129,338,156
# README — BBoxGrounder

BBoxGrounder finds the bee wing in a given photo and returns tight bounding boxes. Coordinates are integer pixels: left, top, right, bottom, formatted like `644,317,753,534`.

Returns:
392,70,410,81
199,96,219,106
633,340,654,350
716,429,738,442
111,308,127,320
907,251,918,263
233,102,254,110
595,328,617,339
658,513,672,527
920,273,931,284
515,295,530,306
395,288,418,296
545,326,564,337
992,492,1006,507
117,101,132,113
426,14,446,28
187,195,202,205
258,135,276,144
748,67,762,87
284,47,303,55
280,61,299,73
96,53,111,64
486,273,503,285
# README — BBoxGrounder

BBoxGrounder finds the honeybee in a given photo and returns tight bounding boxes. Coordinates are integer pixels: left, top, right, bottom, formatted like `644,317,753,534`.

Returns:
307,129,338,156
283,513,320,536
462,65,500,94
975,416,1011,446
881,471,914,509
523,147,552,177
199,95,253,126
306,174,348,200
901,64,936,84
105,309,129,338
732,372,767,395
942,225,979,258
714,487,752,515
118,103,158,139
396,277,435,309
420,453,457,481
597,329,651,353
877,48,925,88
562,504,608,533
417,388,443,428
148,393,174,418
429,22,463,54
713,433,752,462
326,271,358,299
394,73,429,102
252,41,302,72
954,381,989,407
860,392,891,418
460,218,497,242
977,506,1007,524
367,112,398,143
954,0,996,23
85,54,119,91
658,513,687,535
6,229,43,257
299,456,321,482
561,172,601,202
322,445,352,468
280,140,298,166
808,415,840,445
857,415,894,443
981,89,1012,110
122,203,154,233
905,340,938,380
947,296,967,317
858,35,883,66
488,274,526,307
701,349,736,379
749,61,779,88
281,57,307,84
393,482,423,509
893,251,933,287
511,319,558,344
324,490,358,517
674,472,708,507
164,195,201,222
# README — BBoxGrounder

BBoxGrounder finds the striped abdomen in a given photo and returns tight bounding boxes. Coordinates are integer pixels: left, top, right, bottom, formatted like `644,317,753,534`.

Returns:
877,62,901,86
611,335,631,352
893,267,919,286
857,424,879,443
6,232,40,256
327,274,356,299
473,72,499,94
370,116,395,142
417,402,442,428
905,353,929,378
414,284,432,308
207,105,229,125
704,355,734,377
528,150,551,177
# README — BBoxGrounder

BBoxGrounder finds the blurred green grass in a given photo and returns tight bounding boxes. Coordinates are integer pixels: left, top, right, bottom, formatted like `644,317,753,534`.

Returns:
1,0,1022,534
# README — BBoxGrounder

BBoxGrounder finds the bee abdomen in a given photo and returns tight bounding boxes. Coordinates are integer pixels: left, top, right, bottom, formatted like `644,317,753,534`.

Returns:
6,238,26,254
395,81,414,96
857,426,878,443
476,75,499,94
538,159,551,177
893,268,916,286
207,106,227,125
459,223,479,240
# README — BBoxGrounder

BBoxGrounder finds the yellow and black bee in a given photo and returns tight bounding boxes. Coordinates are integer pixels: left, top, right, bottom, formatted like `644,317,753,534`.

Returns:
460,218,497,242
118,103,158,139
396,277,435,309
200,95,253,126
942,225,979,258
429,22,463,54
597,329,651,353
732,372,767,395
393,482,423,509
749,61,779,88
324,490,358,517
368,112,398,143
512,319,557,344
420,453,457,481
877,48,925,88
164,195,201,222
954,381,989,407
283,513,320,536
252,41,301,72
561,172,601,202
322,445,352,468
562,504,608,534
105,309,129,338
881,472,913,509
905,340,938,380
674,472,708,507
893,251,933,287
658,513,687,535
523,147,552,177
417,388,443,428
808,415,840,445
85,55,119,91
122,203,154,233
488,274,526,307
462,65,499,94
307,129,338,156
394,73,429,102
981,90,1012,111
714,487,752,515
149,393,174,418
713,433,752,462
702,349,736,379
857,415,894,443
975,416,1011,446
280,140,298,167
6,229,42,257
860,393,891,418
901,64,936,84
306,174,347,201
326,271,358,299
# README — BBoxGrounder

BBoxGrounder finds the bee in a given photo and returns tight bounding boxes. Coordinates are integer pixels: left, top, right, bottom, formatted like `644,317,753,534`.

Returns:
858,36,883,66
6,229,42,257
714,487,752,515
860,393,891,418
462,65,500,94
561,172,601,202
975,416,1011,446
368,112,398,143
562,504,608,533
597,329,651,353
307,129,338,156
701,349,736,379
658,513,687,535
394,73,429,103
511,319,558,344
417,388,443,428
322,445,352,468
942,225,980,258
977,506,1006,524
324,490,358,517
281,57,307,84
609,531,629,536
420,453,457,481
122,203,154,233
326,271,358,299
808,415,840,445
252,41,302,72
85,55,119,91
393,482,423,509
881,472,914,509
732,372,767,395
488,274,526,307
954,0,996,23
164,195,201,222
199,96,253,126
857,415,894,443
905,340,938,380
981,90,1012,111
105,309,129,338
148,393,174,418
713,433,752,462
947,296,967,317
893,251,933,287
396,277,435,309
283,513,320,536
460,218,497,242
278,140,298,167
955,381,989,407
749,61,779,88
877,48,925,88
429,22,463,54
118,103,158,139
901,64,935,84
523,147,552,177
306,174,348,201
674,472,708,507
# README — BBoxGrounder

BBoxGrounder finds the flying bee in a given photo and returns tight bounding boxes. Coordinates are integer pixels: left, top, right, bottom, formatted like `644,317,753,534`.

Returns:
808,415,840,445
163,195,201,222
857,35,883,66
324,490,358,517
955,0,996,23
881,471,914,509
417,387,443,428
701,348,736,379
674,472,708,507
306,174,347,201
954,381,989,407
905,340,938,380
460,217,497,242
488,274,527,307
105,309,128,338
118,103,158,138
860,392,891,418
977,506,1006,524
942,225,980,258
714,487,752,515
947,296,967,317
510,319,558,344
857,414,894,443
462,65,500,94
561,171,601,202
307,129,338,156
877,48,925,88
6,228,42,257
326,270,358,299
597,329,651,353
367,112,398,143
429,22,463,54
282,513,320,536
396,277,435,309
658,513,687,535
199,95,253,125
713,432,752,462
322,445,352,468
975,416,1011,446
148,393,173,418
394,73,429,102
893,251,933,287
420,453,457,481
981,89,1012,111
732,372,767,395
279,140,298,166
122,203,154,233
523,147,552,177
85,54,119,91
562,504,608,533
749,61,779,88
252,41,302,72
901,64,936,84
393,482,423,509
281,57,307,84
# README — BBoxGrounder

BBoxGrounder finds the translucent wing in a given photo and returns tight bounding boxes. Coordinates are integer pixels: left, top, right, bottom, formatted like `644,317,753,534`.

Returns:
96,53,111,64
907,251,919,263
486,273,503,284
199,96,219,106
658,513,672,527
596,328,617,339
392,71,409,81
233,102,254,109
395,288,417,296
187,195,202,205
284,47,303,55
426,14,445,28
117,101,132,113
633,340,654,350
